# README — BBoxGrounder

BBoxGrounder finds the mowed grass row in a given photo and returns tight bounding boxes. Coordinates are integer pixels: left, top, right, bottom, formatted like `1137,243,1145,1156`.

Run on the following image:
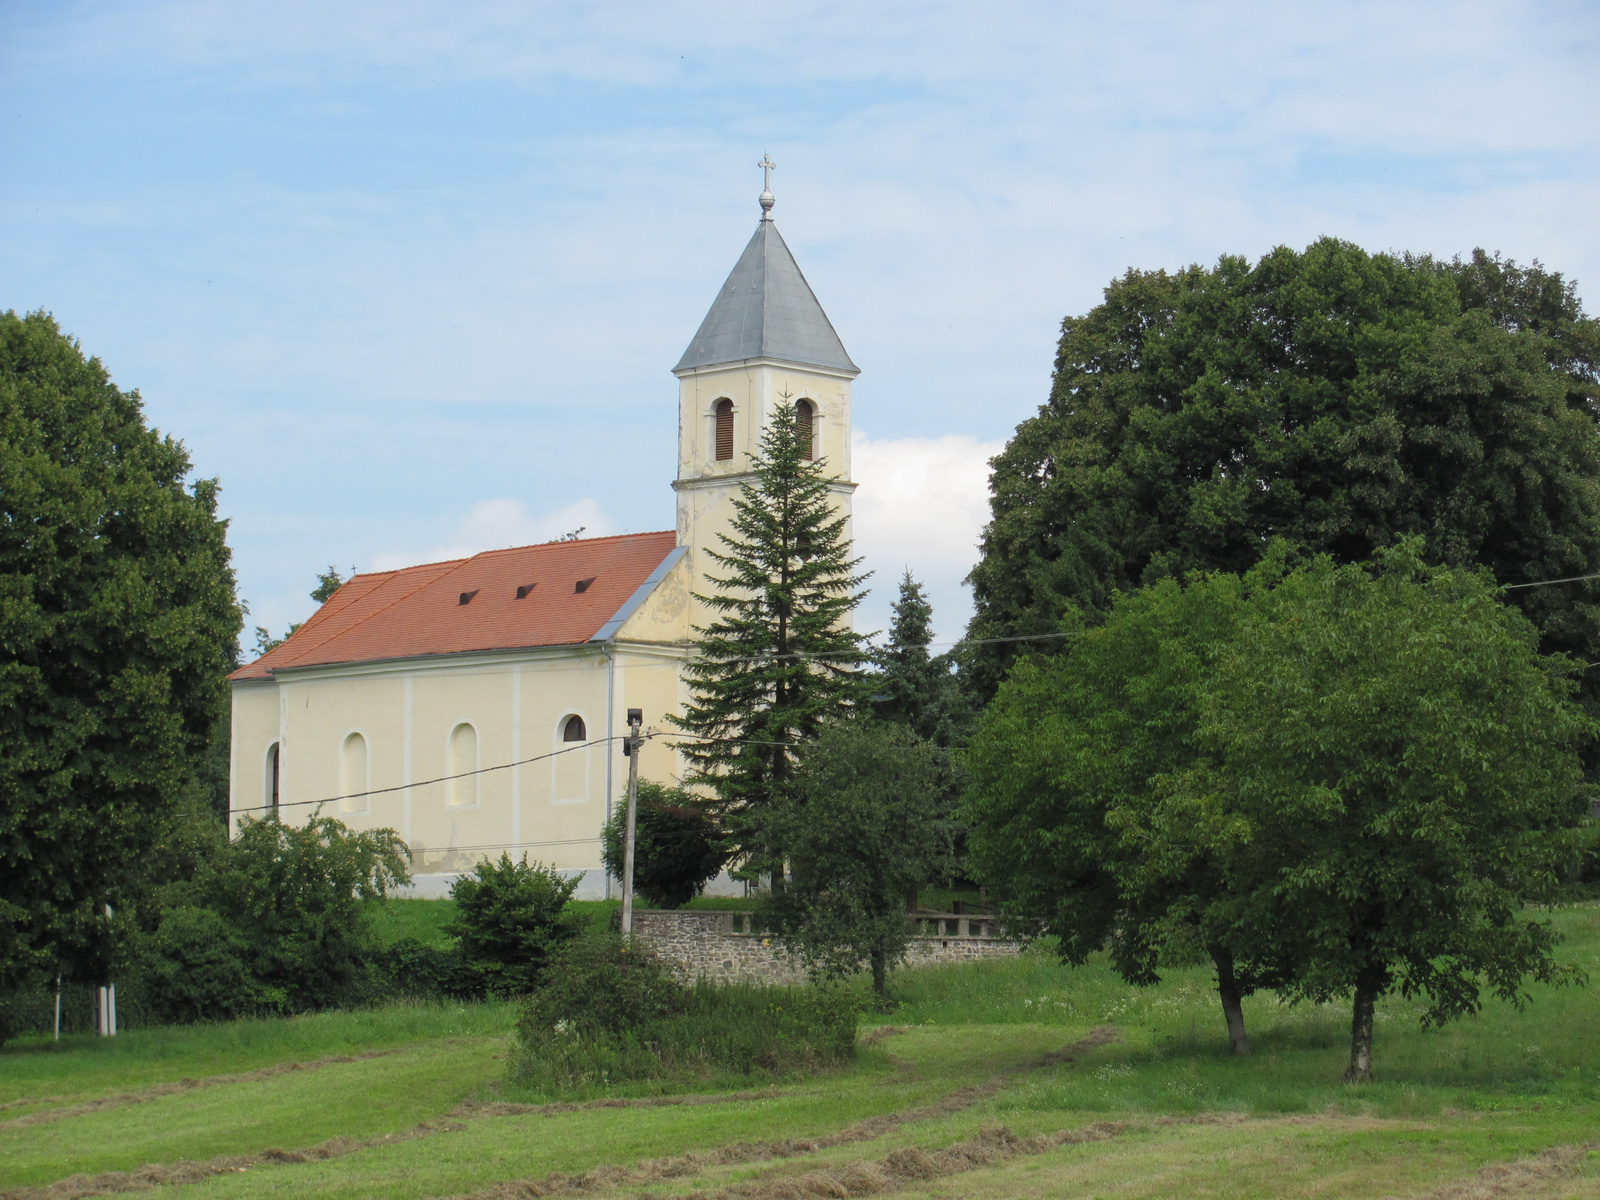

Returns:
2,903,1598,1198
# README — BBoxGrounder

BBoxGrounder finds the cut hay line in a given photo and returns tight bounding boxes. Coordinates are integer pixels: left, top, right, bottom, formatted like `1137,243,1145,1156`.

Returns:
0,1072,996,1200
1024,1024,1119,1067
0,1050,401,1129
450,1089,784,1120
860,1027,908,1046
0,1119,466,1200
1,1025,1119,1200
1412,1140,1599,1199
442,1082,1011,1200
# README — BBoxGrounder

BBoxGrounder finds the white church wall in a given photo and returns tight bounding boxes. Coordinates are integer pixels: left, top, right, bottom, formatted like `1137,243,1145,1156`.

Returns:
228,640,694,902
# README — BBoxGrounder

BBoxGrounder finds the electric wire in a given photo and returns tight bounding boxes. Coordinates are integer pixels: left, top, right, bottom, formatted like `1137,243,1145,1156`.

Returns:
231,735,627,815
1503,571,1600,590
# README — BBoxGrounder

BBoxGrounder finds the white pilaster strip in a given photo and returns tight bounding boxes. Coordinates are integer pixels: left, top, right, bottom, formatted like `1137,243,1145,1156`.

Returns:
403,674,414,846
510,664,522,853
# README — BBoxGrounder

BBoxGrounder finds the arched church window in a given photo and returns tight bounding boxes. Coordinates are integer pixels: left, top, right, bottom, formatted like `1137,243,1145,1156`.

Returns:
340,732,368,813
265,743,281,817
448,722,478,807
794,399,815,460
563,714,587,742
714,399,734,461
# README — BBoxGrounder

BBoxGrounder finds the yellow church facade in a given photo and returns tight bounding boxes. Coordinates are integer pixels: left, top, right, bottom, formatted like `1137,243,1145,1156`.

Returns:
227,184,859,898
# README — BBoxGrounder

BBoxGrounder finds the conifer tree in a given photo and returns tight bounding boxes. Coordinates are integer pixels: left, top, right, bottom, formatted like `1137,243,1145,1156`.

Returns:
871,572,966,747
673,399,869,882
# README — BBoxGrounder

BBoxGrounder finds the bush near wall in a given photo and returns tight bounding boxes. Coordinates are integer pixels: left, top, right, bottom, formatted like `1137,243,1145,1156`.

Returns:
512,936,858,1094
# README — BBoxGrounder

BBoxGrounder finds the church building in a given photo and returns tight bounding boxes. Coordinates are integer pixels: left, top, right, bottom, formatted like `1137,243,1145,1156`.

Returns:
227,176,859,898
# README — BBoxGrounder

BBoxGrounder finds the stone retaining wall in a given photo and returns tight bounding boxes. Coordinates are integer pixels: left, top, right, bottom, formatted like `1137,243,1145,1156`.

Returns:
631,910,1023,985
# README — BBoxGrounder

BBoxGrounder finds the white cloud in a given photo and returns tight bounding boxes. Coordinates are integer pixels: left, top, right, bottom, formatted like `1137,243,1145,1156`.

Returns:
371,497,612,572
851,431,1002,643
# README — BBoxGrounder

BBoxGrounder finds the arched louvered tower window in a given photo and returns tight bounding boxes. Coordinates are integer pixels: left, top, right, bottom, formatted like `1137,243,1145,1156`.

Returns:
794,399,815,460
563,714,587,742
714,399,734,461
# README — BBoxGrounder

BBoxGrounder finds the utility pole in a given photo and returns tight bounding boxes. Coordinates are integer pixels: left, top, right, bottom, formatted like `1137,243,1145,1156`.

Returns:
619,707,643,936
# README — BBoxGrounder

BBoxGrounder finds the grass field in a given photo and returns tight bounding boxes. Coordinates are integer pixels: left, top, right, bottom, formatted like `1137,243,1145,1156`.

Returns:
4,904,1599,1199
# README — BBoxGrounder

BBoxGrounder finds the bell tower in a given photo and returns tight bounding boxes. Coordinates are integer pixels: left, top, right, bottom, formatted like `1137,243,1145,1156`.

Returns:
672,160,859,628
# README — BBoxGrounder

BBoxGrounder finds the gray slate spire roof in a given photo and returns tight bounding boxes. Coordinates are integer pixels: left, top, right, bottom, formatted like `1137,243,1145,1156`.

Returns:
674,222,858,374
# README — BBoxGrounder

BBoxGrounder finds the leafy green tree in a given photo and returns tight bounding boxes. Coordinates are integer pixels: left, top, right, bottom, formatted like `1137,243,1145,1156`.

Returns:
601,781,728,908
870,572,968,748
966,243,1600,702
1199,545,1592,1081
760,720,948,999
446,854,580,995
0,311,241,1039
963,564,1275,1053
966,542,1592,1079
672,399,870,882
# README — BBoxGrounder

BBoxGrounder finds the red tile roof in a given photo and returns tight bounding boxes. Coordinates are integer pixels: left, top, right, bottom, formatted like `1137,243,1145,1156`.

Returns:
230,531,679,681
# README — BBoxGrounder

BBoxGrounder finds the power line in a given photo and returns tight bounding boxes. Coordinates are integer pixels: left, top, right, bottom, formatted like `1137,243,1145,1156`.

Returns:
232,736,622,816
1504,571,1600,590
692,629,1079,666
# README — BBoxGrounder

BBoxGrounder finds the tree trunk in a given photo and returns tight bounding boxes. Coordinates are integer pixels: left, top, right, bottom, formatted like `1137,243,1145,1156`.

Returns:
1344,969,1382,1083
870,948,888,1003
1210,946,1249,1056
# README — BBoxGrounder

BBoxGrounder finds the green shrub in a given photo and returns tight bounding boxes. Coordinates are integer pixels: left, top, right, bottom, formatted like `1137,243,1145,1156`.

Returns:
374,937,472,1000
512,936,858,1093
601,782,727,908
128,814,409,1020
140,905,286,1023
446,855,580,996
198,815,409,1011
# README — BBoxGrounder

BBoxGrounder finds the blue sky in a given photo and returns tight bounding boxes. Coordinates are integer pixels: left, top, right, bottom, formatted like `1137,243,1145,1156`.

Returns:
3,1,1597,645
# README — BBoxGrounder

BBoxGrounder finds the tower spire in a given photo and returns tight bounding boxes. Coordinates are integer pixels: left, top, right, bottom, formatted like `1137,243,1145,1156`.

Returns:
758,153,776,221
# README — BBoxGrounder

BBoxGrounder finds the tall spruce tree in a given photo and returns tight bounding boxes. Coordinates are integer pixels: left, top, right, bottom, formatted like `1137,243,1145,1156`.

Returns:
673,399,869,883
871,572,966,747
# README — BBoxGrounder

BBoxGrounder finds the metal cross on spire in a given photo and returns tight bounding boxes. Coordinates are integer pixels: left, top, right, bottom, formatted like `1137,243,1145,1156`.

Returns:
758,153,776,220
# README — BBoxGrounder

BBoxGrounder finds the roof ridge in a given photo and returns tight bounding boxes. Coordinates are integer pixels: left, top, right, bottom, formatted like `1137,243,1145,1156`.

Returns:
467,529,675,557
345,530,677,578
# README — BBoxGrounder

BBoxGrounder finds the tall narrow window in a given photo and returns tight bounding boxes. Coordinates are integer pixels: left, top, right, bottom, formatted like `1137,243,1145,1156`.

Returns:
340,732,368,814
794,399,815,460
265,743,281,817
448,722,479,807
714,399,734,461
